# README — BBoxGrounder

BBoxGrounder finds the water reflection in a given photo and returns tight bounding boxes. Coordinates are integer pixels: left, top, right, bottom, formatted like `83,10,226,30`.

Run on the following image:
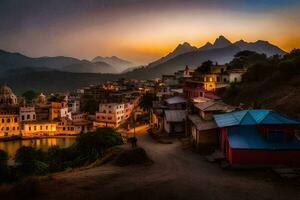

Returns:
0,137,76,158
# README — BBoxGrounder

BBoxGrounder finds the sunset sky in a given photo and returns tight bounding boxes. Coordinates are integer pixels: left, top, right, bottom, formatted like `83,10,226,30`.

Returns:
0,0,300,64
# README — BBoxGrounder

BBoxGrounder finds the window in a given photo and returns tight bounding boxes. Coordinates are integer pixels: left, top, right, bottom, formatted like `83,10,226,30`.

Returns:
34,126,37,131
27,114,30,120
40,126,42,130
46,126,48,130
6,127,9,131
29,127,31,131
14,117,18,123
7,118,10,123
1,119,4,123
22,115,25,120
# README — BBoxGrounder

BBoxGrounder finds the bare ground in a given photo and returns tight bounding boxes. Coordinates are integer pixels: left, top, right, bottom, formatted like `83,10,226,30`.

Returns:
8,132,300,200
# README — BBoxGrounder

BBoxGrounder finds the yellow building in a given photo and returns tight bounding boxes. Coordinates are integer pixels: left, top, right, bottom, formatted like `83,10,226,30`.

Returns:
0,111,20,137
0,85,20,137
22,122,57,137
49,101,69,120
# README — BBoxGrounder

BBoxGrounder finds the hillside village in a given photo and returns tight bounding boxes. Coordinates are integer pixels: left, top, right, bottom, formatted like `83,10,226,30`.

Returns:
1,55,300,167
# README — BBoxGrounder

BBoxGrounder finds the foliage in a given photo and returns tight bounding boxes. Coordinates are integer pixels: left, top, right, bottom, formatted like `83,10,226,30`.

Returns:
140,92,156,111
76,128,123,160
0,128,124,182
227,50,268,70
82,99,99,114
22,90,38,102
224,83,239,98
15,146,47,175
195,60,213,73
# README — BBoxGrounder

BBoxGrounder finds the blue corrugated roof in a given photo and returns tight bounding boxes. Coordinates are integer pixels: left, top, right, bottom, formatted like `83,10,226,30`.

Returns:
227,126,300,150
213,110,300,128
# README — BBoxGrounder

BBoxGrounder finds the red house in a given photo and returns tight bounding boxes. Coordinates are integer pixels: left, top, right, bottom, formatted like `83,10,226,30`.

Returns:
214,110,300,166
183,80,221,100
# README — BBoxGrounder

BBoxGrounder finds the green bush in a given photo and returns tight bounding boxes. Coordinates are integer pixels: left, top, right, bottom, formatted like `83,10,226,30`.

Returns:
15,146,47,175
12,128,124,178
76,127,123,160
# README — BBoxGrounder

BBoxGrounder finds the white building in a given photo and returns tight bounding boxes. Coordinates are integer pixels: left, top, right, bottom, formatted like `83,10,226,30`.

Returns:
20,106,36,122
68,99,80,113
94,103,125,128
228,69,247,83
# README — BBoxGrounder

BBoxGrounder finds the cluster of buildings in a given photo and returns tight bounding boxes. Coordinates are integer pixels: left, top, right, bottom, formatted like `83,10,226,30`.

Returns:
150,64,300,166
0,79,143,139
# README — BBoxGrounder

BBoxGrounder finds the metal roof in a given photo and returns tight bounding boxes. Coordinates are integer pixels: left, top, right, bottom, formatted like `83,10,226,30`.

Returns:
188,115,217,131
165,96,187,105
227,126,300,150
214,110,300,128
164,110,186,122
194,101,235,112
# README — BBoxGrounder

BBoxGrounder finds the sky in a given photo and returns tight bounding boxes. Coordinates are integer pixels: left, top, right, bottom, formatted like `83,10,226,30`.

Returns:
0,0,300,64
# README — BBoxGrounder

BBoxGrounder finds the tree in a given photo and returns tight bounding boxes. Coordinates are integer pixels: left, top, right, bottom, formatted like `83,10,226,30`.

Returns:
196,60,213,73
75,128,123,161
15,146,47,175
22,90,38,102
140,92,156,112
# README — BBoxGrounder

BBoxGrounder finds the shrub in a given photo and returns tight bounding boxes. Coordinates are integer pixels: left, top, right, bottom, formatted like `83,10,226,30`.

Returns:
75,128,123,161
15,146,47,175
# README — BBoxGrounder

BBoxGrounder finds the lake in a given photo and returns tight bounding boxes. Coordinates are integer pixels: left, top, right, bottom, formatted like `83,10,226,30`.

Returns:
0,137,77,158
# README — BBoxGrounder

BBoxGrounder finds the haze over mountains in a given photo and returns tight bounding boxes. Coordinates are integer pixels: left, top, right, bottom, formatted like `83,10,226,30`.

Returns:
92,56,135,73
0,35,288,93
0,49,134,74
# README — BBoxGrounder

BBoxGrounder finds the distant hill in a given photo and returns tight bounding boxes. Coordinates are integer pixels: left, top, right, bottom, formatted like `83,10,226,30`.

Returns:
92,56,134,72
0,68,118,94
62,60,117,73
0,49,117,74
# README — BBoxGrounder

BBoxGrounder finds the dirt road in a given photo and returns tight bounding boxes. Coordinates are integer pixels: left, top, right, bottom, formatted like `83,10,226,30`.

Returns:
38,132,300,200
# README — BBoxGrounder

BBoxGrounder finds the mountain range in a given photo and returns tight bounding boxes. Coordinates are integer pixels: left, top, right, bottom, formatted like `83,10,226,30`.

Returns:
92,56,135,73
0,49,134,74
0,35,288,92
126,35,286,79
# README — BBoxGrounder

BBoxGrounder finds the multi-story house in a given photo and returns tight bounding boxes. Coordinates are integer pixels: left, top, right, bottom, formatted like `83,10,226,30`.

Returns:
94,103,125,128
50,101,71,120
22,121,57,137
0,85,20,137
20,106,36,122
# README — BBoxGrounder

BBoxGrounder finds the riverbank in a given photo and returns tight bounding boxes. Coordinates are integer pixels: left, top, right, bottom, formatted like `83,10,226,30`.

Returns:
0,135,78,142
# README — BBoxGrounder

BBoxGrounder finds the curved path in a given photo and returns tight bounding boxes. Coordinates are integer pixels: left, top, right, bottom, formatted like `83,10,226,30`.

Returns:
38,132,300,200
